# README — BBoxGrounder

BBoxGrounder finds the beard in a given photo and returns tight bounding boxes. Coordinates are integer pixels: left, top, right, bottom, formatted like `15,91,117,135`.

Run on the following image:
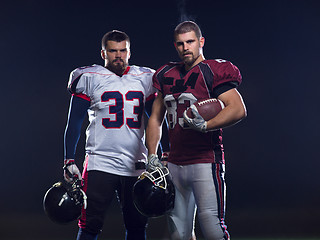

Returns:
106,58,127,76
181,52,199,68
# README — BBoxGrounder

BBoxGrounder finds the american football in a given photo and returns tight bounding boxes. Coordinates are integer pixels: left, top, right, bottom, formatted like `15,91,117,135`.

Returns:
186,98,225,121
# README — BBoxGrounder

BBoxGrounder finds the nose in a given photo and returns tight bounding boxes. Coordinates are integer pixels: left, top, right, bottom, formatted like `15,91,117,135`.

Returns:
183,42,189,51
115,50,122,57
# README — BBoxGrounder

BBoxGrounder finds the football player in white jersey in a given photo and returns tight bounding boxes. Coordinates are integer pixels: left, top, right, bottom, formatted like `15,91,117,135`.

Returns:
63,30,168,240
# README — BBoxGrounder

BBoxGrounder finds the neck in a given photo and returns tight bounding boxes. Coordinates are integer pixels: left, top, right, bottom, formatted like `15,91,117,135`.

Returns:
105,64,128,77
184,54,205,71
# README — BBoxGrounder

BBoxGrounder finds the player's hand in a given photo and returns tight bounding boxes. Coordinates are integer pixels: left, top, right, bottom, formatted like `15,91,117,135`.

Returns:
63,159,82,183
146,154,165,172
183,105,207,132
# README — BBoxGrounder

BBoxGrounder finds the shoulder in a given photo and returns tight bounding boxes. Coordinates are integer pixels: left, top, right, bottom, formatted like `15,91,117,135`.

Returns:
157,62,180,71
128,65,155,75
202,59,240,75
154,62,181,77
203,59,239,69
69,64,108,80
68,65,109,94
200,59,242,88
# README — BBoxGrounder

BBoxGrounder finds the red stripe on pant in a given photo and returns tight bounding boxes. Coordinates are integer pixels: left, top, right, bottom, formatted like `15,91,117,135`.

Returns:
78,155,89,229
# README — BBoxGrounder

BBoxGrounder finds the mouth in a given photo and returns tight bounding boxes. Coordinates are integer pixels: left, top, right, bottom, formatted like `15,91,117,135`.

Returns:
183,52,193,57
113,59,123,63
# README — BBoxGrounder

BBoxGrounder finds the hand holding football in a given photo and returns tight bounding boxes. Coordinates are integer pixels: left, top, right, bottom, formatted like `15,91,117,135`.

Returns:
186,98,225,121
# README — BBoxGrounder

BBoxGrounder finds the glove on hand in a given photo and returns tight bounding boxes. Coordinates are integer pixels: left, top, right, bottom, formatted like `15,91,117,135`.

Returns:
146,154,164,172
183,105,207,132
63,159,82,183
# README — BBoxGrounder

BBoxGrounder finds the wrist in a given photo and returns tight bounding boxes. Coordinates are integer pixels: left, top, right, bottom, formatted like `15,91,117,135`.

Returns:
64,159,75,166
161,152,169,158
148,154,157,160
202,122,208,132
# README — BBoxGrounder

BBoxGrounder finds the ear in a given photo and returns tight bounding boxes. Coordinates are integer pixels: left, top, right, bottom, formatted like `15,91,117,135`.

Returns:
173,42,178,51
199,37,205,48
128,49,131,60
101,49,106,60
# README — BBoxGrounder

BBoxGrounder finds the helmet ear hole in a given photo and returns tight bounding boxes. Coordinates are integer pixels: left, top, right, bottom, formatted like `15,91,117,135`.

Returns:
43,181,87,224
132,167,175,218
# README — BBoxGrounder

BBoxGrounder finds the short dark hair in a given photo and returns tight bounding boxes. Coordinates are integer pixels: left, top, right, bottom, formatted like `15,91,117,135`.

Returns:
174,21,202,41
101,30,130,50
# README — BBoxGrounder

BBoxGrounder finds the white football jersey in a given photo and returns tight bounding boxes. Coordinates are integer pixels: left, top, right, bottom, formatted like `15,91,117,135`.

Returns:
68,64,155,176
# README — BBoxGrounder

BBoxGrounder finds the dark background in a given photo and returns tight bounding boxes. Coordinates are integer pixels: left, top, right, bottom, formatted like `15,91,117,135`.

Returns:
1,0,319,239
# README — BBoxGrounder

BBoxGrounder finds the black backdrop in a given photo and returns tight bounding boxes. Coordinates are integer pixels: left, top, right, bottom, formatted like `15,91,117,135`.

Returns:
1,0,319,239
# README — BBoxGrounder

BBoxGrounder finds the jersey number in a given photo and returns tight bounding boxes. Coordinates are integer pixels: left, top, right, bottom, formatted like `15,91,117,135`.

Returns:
101,91,144,129
164,93,197,129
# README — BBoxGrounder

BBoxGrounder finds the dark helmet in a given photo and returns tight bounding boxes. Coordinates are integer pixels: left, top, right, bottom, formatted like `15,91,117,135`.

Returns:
133,167,175,218
43,180,87,224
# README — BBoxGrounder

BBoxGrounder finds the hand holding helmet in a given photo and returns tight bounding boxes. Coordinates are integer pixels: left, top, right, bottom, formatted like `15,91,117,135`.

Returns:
146,154,164,172
63,159,82,183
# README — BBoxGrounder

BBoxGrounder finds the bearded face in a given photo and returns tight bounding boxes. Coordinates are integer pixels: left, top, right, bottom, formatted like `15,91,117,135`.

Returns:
102,40,130,76
174,31,204,70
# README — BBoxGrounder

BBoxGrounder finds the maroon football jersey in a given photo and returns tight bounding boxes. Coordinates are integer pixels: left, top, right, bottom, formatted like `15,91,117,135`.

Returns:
153,59,242,165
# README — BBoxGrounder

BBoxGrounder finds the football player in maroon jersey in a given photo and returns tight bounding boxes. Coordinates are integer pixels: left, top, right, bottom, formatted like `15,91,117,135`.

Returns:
146,21,247,240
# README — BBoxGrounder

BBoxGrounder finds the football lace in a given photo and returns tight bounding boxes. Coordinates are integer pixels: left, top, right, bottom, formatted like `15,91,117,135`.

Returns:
197,98,217,106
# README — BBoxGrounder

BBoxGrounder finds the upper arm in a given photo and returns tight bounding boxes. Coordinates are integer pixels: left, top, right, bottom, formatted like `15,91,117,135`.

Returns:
218,88,247,118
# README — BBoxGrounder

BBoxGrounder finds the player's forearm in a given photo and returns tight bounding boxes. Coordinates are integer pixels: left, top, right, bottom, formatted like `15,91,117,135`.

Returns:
159,118,170,153
146,92,167,154
64,95,89,159
206,103,246,130
207,88,246,131
146,118,162,155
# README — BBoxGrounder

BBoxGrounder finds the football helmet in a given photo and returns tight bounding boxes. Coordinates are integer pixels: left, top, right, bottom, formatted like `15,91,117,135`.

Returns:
43,180,87,224
133,167,175,218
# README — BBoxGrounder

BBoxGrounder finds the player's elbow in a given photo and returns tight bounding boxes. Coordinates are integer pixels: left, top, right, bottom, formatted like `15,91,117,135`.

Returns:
237,104,247,121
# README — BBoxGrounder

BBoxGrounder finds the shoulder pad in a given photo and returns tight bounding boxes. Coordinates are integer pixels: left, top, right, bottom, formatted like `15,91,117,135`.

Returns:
70,65,105,81
129,65,155,74
138,66,155,73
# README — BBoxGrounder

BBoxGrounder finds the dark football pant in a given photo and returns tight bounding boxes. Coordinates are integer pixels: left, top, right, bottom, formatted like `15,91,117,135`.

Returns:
77,170,148,240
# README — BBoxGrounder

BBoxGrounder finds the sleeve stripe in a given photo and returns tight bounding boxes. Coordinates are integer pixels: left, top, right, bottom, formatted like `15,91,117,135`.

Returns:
198,62,214,97
72,93,91,102
68,74,83,94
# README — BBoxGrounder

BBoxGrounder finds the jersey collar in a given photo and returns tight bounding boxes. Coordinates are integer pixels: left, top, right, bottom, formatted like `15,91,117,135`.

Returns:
123,66,130,75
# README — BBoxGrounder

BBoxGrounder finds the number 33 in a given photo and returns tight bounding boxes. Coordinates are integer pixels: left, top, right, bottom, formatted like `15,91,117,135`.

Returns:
101,91,144,129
